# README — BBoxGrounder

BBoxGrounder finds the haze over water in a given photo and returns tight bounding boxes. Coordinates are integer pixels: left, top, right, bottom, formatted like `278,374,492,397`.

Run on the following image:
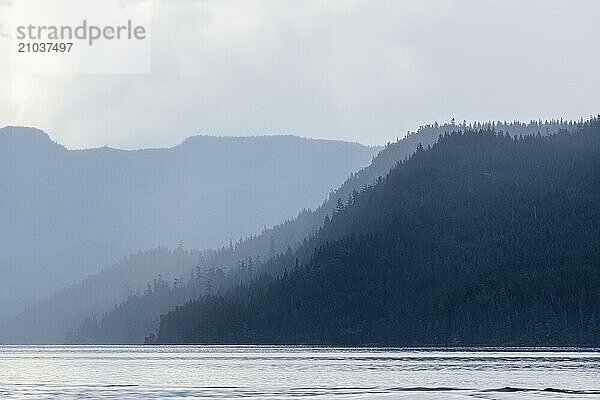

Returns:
0,346,598,399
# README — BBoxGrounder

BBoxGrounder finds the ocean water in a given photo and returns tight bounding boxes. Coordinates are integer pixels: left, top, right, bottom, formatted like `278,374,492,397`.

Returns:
0,346,598,399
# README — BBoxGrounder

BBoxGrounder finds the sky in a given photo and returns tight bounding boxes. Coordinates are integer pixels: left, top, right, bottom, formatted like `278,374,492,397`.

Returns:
1,0,599,149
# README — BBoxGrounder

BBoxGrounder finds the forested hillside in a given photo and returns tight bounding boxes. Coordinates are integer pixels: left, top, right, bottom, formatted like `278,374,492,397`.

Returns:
70,119,582,344
0,247,205,344
158,118,600,346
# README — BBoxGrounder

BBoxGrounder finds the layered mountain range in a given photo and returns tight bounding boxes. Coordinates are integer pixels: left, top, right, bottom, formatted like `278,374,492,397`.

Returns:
0,119,586,345
0,127,378,323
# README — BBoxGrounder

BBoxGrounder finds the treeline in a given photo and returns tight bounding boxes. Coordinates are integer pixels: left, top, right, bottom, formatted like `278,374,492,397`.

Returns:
201,119,579,268
158,117,600,346
69,248,310,344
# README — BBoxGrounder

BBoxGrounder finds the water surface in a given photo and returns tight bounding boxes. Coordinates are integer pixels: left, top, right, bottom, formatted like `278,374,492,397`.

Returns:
0,346,599,399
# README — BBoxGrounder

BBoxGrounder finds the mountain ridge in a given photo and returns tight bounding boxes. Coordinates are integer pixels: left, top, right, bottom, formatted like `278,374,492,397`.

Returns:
0,127,378,322
1,125,374,152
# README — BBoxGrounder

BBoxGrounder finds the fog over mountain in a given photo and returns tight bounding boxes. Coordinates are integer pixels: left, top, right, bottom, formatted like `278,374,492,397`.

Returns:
10,118,571,345
0,126,378,321
0,119,581,344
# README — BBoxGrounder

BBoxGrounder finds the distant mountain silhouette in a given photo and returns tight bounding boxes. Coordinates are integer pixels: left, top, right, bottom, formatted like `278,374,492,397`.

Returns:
0,126,378,321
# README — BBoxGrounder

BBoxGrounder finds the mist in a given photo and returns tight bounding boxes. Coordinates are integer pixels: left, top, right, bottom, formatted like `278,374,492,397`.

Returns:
0,126,377,321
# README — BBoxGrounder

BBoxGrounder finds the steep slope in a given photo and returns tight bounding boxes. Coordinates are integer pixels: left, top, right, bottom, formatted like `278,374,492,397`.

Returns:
0,128,378,320
158,118,600,346
204,120,579,267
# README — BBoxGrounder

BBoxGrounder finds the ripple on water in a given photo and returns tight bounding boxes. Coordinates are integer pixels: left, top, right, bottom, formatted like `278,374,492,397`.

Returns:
0,346,598,399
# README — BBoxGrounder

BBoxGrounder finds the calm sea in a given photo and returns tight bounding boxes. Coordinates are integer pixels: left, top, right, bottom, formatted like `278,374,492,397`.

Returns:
0,346,599,399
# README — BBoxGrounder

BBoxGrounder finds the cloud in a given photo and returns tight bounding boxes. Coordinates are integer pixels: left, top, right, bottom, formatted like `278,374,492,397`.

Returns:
1,0,599,149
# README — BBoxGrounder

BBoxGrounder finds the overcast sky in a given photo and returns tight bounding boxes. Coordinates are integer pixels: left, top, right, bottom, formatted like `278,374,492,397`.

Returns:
1,0,599,149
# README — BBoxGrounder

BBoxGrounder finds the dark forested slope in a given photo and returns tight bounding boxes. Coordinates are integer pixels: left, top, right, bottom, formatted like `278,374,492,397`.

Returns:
159,118,600,346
